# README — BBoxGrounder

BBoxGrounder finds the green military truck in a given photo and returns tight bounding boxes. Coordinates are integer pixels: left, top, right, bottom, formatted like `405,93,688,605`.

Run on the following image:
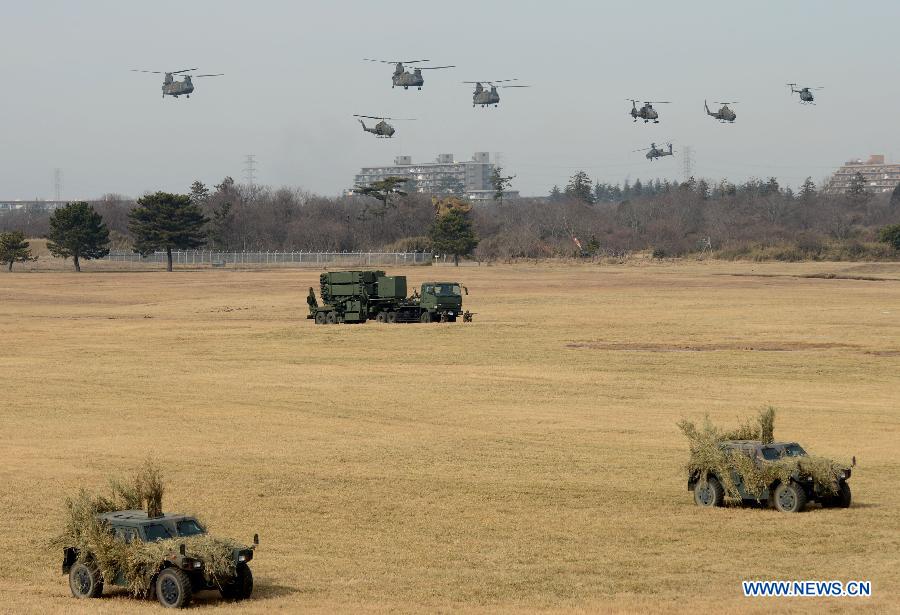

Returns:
308,270,468,324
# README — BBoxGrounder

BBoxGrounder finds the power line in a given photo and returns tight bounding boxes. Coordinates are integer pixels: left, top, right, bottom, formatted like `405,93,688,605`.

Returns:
243,154,257,186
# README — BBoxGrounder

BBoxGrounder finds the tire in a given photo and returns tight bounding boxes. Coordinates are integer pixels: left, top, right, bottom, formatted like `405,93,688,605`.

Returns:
155,567,192,608
386,312,397,324
420,312,432,324
824,481,851,508
314,312,327,325
220,564,253,602
375,312,387,323
325,311,338,325
774,481,807,513
69,560,103,599
693,476,724,508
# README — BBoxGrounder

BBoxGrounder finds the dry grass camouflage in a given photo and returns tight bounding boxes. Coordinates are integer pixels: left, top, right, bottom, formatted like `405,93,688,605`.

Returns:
678,407,847,498
50,460,240,595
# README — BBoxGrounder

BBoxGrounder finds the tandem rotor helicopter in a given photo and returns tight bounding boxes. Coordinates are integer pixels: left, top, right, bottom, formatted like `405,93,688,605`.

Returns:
787,83,823,104
464,80,530,108
353,115,415,138
130,68,224,98
634,142,674,161
704,100,737,122
628,99,670,123
363,59,455,90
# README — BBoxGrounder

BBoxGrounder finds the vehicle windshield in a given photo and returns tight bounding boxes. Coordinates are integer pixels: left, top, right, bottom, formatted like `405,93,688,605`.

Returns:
783,443,807,457
432,284,461,297
143,523,174,542
760,447,782,461
176,518,206,537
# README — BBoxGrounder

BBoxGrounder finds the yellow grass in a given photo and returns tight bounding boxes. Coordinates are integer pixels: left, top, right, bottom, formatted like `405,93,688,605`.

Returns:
1,261,898,614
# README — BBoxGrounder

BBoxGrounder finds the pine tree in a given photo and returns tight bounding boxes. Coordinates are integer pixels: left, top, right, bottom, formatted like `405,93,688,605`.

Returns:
879,224,900,250
847,172,870,202
428,210,478,266
189,180,210,206
490,166,516,206
353,177,408,218
47,202,110,272
890,184,900,210
799,176,817,202
0,230,37,271
129,192,209,272
549,185,563,202
565,170,594,204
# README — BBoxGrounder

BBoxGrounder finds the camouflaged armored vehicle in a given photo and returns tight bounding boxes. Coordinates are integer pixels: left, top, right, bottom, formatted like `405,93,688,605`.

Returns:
63,509,258,608
689,440,852,513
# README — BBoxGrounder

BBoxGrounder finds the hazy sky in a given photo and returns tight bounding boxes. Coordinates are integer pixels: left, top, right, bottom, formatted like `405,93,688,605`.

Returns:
2,1,898,199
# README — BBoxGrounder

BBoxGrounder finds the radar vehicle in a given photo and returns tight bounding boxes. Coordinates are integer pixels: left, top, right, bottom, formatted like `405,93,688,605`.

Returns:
465,80,530,108
689,440,853,513
308,270,469,324
704,100,737,122
364,59,455,90
628,99,670,123
130,68,224,99
634,142,674,161
787,83,822,104
354,115,415,138
64,509,258,608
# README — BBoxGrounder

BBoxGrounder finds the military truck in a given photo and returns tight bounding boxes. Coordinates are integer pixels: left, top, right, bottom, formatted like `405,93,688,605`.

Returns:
64,509,258,608
688,440,852,513
308,270,468,324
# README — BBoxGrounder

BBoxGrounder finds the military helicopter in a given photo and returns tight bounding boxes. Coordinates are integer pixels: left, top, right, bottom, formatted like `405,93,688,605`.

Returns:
634,142,674,161
353,115,415,138
464,80,530,108
628,99,670,123
704,100,737,122
363,59,455,90
787,83,823,104
130,68,224,98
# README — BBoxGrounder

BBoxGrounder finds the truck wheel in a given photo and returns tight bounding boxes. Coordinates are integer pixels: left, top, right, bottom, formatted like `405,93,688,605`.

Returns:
325,311,338,325
693,476,724,508
387,312,398,323
315,312,327,325
220,563,253,601
69,560,103,599
376,312,387,323
156,567,193,608
774,481,807,513
824,481,851,508
420,312,432,324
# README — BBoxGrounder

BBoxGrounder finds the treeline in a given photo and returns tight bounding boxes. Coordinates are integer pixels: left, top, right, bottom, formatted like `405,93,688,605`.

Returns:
3,172,900,262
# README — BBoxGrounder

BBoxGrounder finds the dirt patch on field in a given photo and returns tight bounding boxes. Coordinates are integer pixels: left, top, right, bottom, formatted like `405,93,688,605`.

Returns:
567,340,858,352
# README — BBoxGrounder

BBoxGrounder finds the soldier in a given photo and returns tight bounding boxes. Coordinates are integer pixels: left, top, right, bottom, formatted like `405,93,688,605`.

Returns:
306,287,318,313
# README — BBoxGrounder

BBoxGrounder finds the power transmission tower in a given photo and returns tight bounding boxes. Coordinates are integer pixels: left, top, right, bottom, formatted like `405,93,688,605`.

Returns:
53,168,63,201
681,146,694,182
243,154,257,186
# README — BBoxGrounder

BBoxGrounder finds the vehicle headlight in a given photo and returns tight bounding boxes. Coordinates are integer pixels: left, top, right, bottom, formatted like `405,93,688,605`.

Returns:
238,554,247,563
193,561,203,569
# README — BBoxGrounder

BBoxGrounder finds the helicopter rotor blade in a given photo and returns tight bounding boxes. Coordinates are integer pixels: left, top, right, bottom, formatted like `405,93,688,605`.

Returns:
192,74,224,78
130,70,165,74
417,65,455,70
713,101,738,105
499,85,531,88
363,58,430,64
170,68,198,74
645,101,671,104
353,115,416,121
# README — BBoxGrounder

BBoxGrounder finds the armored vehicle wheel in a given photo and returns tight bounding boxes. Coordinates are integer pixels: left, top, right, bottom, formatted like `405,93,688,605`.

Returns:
387,312,398,324
376,312,387,323
694,476,724,508
823,481,851,508
315,312,327,325
156,567,192,608
774,481,807,513
420,312,432,324
325,311,338,325
69,560,103,599
220,563,253,601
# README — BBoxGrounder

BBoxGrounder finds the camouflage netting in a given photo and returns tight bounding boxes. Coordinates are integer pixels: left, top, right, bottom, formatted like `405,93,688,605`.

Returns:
677,407,846,499
50,460,241,595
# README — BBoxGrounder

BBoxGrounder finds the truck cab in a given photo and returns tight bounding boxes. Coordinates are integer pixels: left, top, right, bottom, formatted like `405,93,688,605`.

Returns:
419,282,464,322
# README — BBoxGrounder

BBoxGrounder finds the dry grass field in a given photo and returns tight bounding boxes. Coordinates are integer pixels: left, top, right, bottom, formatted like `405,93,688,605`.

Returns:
1,261,899,614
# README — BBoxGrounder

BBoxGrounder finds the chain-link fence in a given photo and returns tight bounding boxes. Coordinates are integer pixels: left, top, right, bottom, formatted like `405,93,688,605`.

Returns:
103,250,433,269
